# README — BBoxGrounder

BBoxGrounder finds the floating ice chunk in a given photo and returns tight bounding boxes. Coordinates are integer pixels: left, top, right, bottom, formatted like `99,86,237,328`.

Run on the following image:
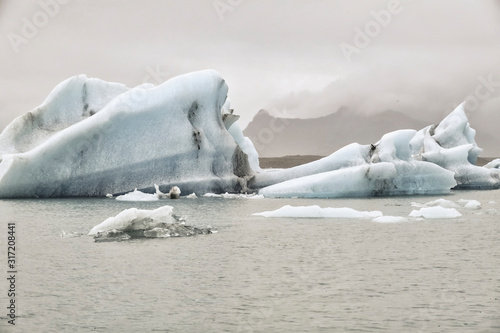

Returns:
89,206,176,235
484,159,500,169
115,189,159,202
372,216,407,223
185,193,198,199
252,205,382,218
203,193,223,198
457,199,481,209
89,205,213,241
411,199,459,209
106,193,113,198
409,206,462,219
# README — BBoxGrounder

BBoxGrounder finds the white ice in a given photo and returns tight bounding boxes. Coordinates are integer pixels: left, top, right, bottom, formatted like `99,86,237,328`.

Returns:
89,205,176,235
258,130,457,198
409,206,462,219
115,189,160,202
372,216,407,223
457,199,481,210
252,205,382,218
0,70,254,198
484,159,500,169
411,199,460,209
256,104,498,198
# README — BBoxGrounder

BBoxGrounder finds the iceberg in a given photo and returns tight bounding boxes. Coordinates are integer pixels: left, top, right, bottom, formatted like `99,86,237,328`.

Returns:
409,206,462,219
115,189,160,202
410,104,500,189
372,216,407,223
252,205,382,218
89,205,213,242
258,130,457,198
0,70,498,199
0,70,253,198
256,104,499,198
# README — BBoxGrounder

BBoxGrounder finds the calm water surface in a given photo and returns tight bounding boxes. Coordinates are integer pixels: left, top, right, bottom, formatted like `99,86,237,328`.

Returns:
1,190,499,332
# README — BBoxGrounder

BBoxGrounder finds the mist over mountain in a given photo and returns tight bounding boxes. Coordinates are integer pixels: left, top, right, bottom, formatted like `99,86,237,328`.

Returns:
243,108,499,158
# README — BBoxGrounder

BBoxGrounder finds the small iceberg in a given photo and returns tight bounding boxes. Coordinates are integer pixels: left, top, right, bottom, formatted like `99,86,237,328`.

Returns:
457,199,481,210
116,189,160,202
252,205,382,218
409,206,462,219
89,205,214,242
372,216,407,223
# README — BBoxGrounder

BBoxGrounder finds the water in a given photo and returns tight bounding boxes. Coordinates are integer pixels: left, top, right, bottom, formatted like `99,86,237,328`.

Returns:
1,190,499,332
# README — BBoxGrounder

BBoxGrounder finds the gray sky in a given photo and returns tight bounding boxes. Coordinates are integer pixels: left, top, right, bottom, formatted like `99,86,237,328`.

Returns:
1,0,499,153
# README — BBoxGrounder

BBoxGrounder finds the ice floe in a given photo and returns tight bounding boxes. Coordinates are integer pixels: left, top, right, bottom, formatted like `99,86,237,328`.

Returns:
252,205,382,218
89,205,213,242
116,189,160,202
409,206,462,219
372,216,408,223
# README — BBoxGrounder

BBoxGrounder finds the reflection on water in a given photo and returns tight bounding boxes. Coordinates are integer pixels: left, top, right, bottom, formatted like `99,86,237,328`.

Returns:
1,190,499,332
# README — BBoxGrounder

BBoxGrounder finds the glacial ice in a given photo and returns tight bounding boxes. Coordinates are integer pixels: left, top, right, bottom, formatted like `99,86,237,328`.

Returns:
411,104,500,189
252,205,382,218
372,216,407,223
409,206,462,219
484,159,500,169
89,205,213,241
115,189,160,202
457,199,481,210
1,71,498,199
256,104,499,198
0,70,253,198
258,130,457,198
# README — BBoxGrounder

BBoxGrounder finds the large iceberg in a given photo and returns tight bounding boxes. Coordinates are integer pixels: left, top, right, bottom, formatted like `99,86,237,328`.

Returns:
255,104,499,198
257,130,457,198
0,70,255,198
0,71,498,199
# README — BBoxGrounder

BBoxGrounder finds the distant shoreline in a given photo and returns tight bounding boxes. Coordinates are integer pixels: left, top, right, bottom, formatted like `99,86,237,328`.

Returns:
259,155,498,169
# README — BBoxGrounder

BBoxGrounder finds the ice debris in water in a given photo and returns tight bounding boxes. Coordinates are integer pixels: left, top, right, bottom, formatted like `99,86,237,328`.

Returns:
411,199,460,209
457,199,481,210
372,216,407,223
411,198,481,210
253,205,382,218
116,189,160,202
88,206,213,242
409,206,462,219
203,192,264,199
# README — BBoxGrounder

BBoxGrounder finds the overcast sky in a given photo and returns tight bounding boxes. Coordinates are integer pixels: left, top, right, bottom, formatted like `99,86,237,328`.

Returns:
1,0,499,151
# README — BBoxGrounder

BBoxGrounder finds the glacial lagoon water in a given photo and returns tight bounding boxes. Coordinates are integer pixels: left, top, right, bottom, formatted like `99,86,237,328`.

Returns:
1,190,499,333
